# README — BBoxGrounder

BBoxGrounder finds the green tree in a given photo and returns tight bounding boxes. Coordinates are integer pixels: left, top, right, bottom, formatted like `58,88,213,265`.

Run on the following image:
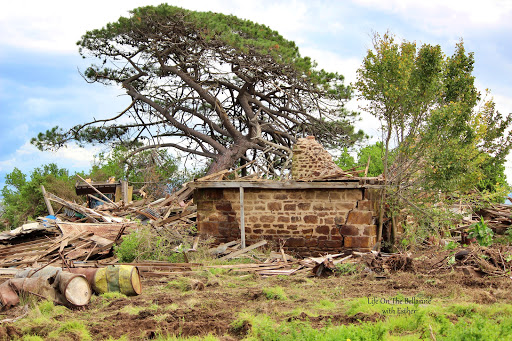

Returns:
335,142,387,177
355,32,512,247
357,142,386,177
0,164,79,229
32,4,364,176
334,148,356,170
89,145,201,197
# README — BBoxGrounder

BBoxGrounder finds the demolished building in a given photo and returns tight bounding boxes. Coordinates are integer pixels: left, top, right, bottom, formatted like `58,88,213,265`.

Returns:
192,136,384,256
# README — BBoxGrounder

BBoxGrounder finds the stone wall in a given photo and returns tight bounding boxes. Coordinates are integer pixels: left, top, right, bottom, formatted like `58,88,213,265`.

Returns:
196,186,379,256
291,136,346,180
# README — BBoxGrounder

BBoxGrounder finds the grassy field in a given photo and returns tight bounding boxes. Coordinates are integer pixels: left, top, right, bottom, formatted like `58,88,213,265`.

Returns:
2,248,512,340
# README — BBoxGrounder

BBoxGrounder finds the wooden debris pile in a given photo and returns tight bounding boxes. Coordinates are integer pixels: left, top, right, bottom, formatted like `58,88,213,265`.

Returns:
476,203,512,234
430,245,512,277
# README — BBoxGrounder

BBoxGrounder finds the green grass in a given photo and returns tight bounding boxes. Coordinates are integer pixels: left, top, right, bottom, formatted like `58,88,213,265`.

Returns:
262,286,288,300
48,321,92,340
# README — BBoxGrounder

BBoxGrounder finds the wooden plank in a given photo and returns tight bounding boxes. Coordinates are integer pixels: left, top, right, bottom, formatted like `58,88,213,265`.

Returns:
47,192,99,223
76,174,119,208
189,181,366,189
40,185,55,216
218,240,267,260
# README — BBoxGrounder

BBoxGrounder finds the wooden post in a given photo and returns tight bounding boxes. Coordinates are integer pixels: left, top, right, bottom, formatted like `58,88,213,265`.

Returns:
239,186,246,249
364,155,371,177
40,185,55,216
121,180,129,203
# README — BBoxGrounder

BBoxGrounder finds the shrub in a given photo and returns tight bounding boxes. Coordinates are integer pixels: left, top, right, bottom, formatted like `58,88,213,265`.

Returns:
468,217,493,247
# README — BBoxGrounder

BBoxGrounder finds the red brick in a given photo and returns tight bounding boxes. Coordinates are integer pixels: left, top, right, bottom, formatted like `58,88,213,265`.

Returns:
316,225,330,235
304,191,315,199
200,189,223,200
315,191,331,200
338,224,360,236
357,200,373,211
288,192,303,199
298,203,311,210
324,217,334,224
347,210,373,225
328,192,341,200
319,240,342,249
302,228,313,234
344,236,374,249
335,202,357,210
291,216,301,223
344,189,363,201
284,204,296,211
253,229,263,234
248,216,259,223
362,225,377,236
199,222,218,235
267,202,282,211
215,202,233,212
286,238,305,247
267,229,276,234
305,239,318,247
304,215,318,224
260,215,275,223
334,216,346,225
277,216,290,223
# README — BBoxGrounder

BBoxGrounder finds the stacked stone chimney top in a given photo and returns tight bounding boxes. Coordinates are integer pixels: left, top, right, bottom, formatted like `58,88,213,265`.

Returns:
291,136,347,180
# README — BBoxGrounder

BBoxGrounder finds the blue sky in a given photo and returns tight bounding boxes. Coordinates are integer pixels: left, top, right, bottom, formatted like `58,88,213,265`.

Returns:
1,0,512,190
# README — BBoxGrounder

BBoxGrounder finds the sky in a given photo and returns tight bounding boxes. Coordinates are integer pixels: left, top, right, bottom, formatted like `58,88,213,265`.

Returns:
1,0,512,190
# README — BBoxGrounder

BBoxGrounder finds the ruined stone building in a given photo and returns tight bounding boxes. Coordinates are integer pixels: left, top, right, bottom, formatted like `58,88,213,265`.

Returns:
193,137,382,256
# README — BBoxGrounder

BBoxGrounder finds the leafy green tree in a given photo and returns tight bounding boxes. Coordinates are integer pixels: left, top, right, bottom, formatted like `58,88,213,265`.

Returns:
32,4,364,176
335,142,387,177
0,164,79,229
89,145,201,197
334,148,356,170
357,142,386,177
355,32,512,247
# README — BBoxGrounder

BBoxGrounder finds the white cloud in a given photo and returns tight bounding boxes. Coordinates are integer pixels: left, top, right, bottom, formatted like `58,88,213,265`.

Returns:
0,0,314,54
1,141,99,173
353,0,512,35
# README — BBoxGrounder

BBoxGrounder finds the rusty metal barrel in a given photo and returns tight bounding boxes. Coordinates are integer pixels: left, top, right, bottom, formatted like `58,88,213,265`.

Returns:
69,265,141,296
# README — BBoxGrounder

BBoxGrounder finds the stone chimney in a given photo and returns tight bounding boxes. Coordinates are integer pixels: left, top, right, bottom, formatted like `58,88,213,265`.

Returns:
291,136,346,180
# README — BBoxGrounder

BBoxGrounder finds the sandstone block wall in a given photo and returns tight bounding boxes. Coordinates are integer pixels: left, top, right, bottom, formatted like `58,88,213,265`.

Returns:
196,187,379,256
291,136,346,180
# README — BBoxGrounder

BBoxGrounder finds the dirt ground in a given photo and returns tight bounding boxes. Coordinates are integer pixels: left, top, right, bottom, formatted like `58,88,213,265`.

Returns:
2,246,512,340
